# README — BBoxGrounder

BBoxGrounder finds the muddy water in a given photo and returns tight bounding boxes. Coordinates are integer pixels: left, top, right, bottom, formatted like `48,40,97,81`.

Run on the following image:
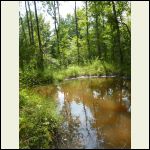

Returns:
33,77,131,149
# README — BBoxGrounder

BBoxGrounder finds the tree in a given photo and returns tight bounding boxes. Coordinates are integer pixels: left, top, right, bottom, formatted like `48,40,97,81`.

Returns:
19,12,27,43
34,1,44,71
94,1,101,58
25,1,31,44
85,1,91,60
75,1,80,65
112,1,123,64
27,1,34,44
53,1,60,56
19,11,27,71
19,1,131,75
45,1,61,65
56,1,60,24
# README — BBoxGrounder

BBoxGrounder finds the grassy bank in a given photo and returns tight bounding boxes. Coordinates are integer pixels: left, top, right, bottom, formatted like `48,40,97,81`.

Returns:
20,59,130,87
19,89,62,149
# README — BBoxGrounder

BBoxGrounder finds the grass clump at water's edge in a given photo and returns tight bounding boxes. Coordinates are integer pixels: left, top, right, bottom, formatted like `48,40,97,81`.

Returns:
19,88,63,149
53,60,129,82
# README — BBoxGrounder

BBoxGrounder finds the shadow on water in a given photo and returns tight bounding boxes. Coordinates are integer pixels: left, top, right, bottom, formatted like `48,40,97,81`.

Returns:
33,77,131,149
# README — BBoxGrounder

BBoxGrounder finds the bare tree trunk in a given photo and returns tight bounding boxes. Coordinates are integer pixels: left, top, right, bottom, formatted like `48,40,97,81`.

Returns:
56,1,60,24
94,2,101,58
19,12,27,42
25,1,31,44
75,1,80,65
34,1,44,71
85,1,91,60
56,1,62,66
101,7,107,60
19,11,26,71
112,37,115,62
27,1,34,44
54,1,60,57
112,1,123,64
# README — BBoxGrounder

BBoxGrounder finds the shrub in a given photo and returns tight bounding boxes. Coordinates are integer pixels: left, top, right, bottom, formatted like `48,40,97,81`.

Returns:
19,69,54,87
19,89,62,149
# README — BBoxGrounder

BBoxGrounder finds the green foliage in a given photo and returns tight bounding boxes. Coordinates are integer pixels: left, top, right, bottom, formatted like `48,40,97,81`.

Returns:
121,63,131,77
19,68,54,87
82,59,119,76
19,89,62,149
20,1,131,78
19,2,131,147
65,65,81,77
46,60,122,83
53,71,65,82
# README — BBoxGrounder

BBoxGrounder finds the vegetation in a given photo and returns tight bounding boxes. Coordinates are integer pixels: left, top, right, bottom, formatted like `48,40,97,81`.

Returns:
19,89,62,149
19,1,131,80
19,1,131,148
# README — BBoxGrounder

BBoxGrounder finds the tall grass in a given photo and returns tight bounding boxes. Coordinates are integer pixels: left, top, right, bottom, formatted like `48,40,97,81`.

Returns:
20,59,130,86
52,59,121,81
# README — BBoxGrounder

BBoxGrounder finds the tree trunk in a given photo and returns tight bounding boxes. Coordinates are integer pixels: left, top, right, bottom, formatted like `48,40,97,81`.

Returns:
112,1,123,64
54,1,60,57
56,1,62,65
56,1,60,24
75,1,80,65
94,2,101,58
85,1,91,60
27,1,34,44
19,12,27,42
19,11,26,71
102,8,107,60
34,1,44,71
25,1,31,44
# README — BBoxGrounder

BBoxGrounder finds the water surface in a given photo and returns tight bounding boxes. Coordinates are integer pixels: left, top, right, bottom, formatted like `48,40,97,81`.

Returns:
33,77,131,149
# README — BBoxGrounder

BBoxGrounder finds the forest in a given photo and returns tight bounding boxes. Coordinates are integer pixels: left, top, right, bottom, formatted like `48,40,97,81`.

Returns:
19,1,131,149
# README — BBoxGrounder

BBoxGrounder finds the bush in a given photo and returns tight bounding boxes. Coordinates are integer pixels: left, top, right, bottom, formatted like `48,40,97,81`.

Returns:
19,89,62,149
19,69,54,87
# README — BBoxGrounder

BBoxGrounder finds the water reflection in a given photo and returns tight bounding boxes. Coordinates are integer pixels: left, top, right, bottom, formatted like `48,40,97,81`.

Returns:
33,77,131,149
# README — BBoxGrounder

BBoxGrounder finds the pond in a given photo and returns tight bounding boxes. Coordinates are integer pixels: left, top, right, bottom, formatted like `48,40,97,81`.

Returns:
33,77,131,149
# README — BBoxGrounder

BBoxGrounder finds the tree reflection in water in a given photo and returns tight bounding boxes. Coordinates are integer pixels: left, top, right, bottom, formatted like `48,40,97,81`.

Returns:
33,77,131,149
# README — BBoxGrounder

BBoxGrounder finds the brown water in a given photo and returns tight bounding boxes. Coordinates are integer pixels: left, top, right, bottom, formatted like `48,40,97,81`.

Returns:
33,77,131,149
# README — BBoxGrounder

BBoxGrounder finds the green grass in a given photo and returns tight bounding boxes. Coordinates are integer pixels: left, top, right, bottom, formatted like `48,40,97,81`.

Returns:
19,89,62,149
52,59,122,82
20,59,130,86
